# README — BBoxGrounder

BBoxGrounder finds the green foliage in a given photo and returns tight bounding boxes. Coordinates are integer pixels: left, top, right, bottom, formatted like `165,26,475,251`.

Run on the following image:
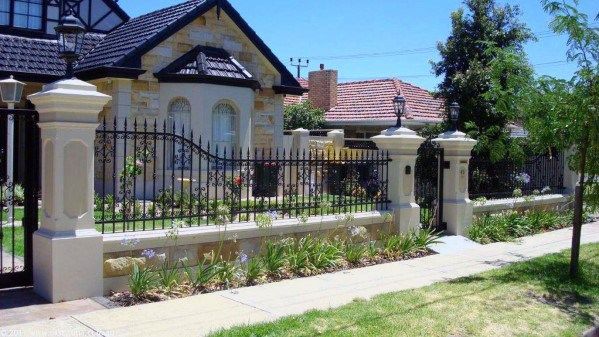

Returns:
412,229,442,252
283,101,325,130
262,241,288,276
184,259,219,289
1,184,25,206
157,262,181,292
128,264,157,299
214,260,239,286
344,243,367,265
467,209,573,244
432,0,534,161
381,230,440,257
243,257,265,284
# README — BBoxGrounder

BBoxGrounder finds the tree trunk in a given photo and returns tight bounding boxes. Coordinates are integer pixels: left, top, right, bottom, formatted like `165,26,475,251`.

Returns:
569,131,589,279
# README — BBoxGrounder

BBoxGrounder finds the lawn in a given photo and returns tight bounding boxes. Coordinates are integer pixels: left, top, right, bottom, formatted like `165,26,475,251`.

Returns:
1,226,24,257
212,243,599,337
0,208,25,222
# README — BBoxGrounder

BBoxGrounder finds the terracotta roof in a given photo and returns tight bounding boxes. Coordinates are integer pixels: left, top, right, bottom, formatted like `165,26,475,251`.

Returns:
283,78,308,105
284,77,445,123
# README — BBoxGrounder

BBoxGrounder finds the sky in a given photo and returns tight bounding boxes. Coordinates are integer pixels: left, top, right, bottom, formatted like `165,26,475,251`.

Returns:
119,0,598,91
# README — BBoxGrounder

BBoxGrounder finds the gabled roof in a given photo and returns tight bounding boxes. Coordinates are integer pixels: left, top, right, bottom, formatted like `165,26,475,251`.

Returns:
283,78,309,105
0,33,105,82
155,45,260,89
76,0,302,93
284,77,445,124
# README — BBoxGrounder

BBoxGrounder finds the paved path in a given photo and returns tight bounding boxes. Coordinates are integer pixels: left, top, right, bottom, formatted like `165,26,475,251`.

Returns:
2,223,598,337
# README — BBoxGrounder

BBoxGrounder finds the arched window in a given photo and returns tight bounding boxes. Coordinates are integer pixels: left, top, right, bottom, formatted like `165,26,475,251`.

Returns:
168,98,191,169
212,102,237,151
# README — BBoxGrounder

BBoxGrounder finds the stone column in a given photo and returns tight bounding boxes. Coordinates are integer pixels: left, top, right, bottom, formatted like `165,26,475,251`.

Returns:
290,128,310,195
433,131,477,236
28,79,111,303
563,148,579,195
372,127,424,233
327,129,345,154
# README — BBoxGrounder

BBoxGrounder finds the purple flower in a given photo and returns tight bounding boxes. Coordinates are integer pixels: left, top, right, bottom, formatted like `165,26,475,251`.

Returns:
141,249,156,259
238,252,249,264
267,210,278,221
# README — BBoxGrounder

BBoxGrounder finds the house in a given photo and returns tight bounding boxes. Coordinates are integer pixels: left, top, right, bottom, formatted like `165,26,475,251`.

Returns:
0,0,306,151
284,65,445,138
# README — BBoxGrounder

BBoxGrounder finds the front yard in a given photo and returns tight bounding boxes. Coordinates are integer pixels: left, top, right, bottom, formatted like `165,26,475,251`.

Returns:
212,243,599,337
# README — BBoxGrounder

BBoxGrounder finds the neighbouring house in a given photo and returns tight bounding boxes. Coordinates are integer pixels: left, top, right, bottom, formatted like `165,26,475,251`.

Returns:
0,0,306,152
284,64,445,138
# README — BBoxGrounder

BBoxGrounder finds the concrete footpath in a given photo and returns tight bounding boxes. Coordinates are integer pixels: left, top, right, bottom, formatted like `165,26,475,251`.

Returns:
2,223,598,337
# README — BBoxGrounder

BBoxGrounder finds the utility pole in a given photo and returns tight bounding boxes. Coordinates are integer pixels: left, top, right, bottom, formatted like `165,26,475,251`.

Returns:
290,58,309,78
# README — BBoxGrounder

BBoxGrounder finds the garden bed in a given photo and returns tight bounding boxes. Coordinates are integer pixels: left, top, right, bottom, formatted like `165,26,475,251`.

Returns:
104,218,440,307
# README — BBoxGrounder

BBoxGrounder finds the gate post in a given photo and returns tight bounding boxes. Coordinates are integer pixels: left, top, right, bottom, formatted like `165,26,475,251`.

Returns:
433,131,477,235
28,79,111,302
372,127,424,233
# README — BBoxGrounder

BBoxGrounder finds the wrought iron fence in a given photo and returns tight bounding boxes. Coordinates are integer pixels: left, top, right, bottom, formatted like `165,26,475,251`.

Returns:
94,118,391,234
415,137,444,230
469,151,565,199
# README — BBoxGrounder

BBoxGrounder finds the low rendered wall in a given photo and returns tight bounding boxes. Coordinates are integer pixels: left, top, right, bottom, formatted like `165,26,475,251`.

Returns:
473,194,571,215
102,211,391,294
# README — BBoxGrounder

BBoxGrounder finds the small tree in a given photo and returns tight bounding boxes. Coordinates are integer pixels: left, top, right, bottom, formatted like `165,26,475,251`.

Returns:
284,101,326,130
518,0,598,278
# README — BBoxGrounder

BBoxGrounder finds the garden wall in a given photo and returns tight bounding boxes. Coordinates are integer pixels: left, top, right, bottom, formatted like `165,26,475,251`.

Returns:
472,194,571,215
102,211,390,294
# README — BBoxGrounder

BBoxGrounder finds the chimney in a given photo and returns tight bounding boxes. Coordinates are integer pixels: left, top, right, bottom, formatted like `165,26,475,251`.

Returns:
308,64,338,111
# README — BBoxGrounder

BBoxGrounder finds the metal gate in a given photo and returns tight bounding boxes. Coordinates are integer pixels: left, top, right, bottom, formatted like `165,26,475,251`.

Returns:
0,109,39,289
415,137,446,231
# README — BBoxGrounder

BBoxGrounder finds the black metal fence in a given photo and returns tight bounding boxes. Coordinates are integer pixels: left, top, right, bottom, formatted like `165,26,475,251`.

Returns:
415,137,444,230
94,119,391,234
469,151,565,199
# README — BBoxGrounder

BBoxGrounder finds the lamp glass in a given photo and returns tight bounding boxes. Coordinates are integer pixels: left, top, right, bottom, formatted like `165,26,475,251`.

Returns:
393,95,406,117
0,76,25,104
55,14,86,56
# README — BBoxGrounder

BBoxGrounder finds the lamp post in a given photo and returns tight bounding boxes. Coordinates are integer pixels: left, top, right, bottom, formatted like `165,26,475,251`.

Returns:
393,95,406,128
449,102,460,131
0,75,25,224
55,12,86,79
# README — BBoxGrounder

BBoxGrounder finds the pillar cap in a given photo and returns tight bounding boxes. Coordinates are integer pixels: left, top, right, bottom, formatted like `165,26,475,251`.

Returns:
291,128,309,135
433,131,477,153
28,78,112,124
372,126,424,153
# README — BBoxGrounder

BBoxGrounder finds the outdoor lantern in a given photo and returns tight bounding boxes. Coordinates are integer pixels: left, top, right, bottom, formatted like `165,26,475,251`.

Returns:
393,95,406,127
55,12,86,78
450,102,460,131
0,75,25,109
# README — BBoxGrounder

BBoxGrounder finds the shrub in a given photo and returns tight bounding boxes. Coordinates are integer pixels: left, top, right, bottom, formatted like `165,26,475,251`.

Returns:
184,259,218,289
214,260,239,287
411,229,441,253
129,264,157,299
262,241,288,276
243,257,265,284
157,262,181,292
309,238,343,270
467,209,573,244
344,243,367,265
1,184,24,206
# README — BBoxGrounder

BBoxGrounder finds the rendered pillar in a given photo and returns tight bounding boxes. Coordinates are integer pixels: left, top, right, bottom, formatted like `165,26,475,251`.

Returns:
28,79,111,302
290,128,310,194
563,148,579,195
372,127,424,233
433,131,477,236
327,129,345,154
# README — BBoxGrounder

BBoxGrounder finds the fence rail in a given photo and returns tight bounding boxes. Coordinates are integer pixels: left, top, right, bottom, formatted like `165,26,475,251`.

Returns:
94,119,391,234
344,138,378,150
469,151,565,199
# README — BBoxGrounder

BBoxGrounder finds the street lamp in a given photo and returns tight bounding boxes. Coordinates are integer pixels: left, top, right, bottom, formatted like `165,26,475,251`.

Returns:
393,95,406,128
0,75,25,224
55,12,86,78
449,102,460,131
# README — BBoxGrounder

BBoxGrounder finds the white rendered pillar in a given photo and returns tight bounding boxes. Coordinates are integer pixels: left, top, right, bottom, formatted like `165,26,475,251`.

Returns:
28,79,111,302
563,148,579,195
433,131,477,236
372,127,424,233
327,129,345,154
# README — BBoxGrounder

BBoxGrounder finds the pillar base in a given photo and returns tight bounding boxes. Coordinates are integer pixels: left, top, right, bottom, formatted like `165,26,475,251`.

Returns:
443,200,473,236
33,228,103,303
391,202,421,233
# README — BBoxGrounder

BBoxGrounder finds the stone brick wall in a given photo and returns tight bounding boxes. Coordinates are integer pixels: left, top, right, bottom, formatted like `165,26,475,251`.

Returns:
94,7,284,150
308,68,338,111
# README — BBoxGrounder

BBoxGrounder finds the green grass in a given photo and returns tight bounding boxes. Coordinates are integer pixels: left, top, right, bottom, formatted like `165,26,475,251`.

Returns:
211,243,599,337
1,226,24,257
0,208,25,222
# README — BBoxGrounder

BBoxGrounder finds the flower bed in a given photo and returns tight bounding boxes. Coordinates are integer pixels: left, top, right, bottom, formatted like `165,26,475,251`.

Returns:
106,211,440,307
